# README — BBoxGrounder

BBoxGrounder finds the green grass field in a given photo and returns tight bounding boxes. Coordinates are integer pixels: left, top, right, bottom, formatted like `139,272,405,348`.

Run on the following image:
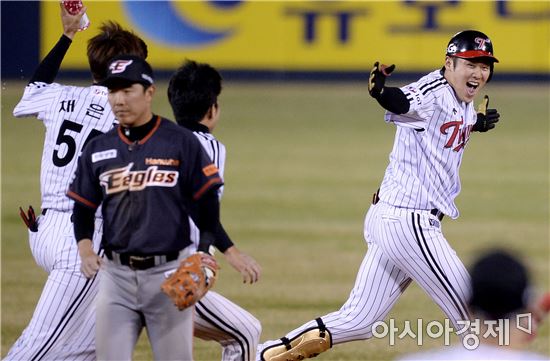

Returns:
2,80,549,360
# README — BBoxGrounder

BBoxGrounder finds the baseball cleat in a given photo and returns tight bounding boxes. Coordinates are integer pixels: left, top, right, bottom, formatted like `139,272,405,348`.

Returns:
261,318,332,361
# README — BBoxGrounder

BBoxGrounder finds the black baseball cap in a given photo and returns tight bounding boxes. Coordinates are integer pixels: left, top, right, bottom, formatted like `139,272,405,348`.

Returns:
101,55,154,89
469,250,530,319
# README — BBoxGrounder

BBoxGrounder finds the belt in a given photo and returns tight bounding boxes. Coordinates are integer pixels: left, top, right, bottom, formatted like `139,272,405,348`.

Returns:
372,189,444,221
104,250,179,270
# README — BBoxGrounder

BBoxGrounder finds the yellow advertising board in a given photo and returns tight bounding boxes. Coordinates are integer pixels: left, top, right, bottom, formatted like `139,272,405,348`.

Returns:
42,1,550,73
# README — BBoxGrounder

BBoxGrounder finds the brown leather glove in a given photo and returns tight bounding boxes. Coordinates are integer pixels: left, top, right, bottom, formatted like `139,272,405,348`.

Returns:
161,252,219,310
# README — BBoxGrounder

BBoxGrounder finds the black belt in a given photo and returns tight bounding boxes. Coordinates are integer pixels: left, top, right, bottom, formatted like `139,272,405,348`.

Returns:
104,250,179,270
372,189,444,221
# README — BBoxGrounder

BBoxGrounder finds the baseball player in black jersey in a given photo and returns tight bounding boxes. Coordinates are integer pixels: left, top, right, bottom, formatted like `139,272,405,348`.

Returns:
68,56,224,360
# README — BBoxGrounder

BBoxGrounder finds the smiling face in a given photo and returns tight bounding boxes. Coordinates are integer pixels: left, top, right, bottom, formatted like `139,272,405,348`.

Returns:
108,83,155,127
444,57,492,103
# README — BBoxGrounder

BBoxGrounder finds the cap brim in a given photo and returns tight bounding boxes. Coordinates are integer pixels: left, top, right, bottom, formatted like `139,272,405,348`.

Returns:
99,77,139,89
454,50,499,63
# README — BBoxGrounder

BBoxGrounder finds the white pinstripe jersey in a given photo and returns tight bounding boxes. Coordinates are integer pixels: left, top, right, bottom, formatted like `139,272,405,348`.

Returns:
379,70,477,219
13,82,116,212
189,131,226,247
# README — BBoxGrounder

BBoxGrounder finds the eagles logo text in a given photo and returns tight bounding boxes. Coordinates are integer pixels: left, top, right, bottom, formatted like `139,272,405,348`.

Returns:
99,162,178,194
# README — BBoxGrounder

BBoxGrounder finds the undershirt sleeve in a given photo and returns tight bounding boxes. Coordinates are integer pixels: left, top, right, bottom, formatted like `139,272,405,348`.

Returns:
73,202,95,242
376,87,410,115
30,35,72,84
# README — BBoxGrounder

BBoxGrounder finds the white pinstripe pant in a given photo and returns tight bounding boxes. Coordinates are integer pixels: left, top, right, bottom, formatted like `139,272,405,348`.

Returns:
264,201,471,350
5,210,102,361
195,291,262,361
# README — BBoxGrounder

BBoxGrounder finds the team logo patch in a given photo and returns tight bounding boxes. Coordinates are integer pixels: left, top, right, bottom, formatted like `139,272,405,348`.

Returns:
202,164,219,177
109,59,133,74
92,149,117,163
447,44,457,54
474,37,489,50
99,162,179,194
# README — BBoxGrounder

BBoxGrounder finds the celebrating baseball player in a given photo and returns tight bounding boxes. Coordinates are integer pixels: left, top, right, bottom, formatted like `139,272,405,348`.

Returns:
68,55,224,360
399,249,550,360
258,30,501,361
168,59,262,360
5,5,147,360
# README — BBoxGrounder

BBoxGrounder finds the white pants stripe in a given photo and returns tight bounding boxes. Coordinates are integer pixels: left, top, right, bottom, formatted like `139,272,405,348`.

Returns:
260,202,470,353
195,291,262,361
410,212,469,321
5,210,102,361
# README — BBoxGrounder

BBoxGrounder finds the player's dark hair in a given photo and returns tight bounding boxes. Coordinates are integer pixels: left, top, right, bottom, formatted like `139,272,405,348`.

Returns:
87,21,148,83
167,59,222,127
469,249,530,320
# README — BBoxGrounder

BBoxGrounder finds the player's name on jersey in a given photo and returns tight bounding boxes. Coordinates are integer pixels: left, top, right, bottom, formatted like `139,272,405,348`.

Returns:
58,98,105,120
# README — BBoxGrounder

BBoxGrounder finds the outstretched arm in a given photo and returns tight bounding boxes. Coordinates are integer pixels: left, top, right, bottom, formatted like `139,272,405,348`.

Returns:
367,62,410,115
29,3,87,84
223,245,261,284
190,201,261,283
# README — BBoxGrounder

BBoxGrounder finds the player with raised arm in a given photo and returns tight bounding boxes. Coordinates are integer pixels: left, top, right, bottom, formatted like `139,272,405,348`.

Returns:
6,5,147,360
168,59,262,361
258,30,500,361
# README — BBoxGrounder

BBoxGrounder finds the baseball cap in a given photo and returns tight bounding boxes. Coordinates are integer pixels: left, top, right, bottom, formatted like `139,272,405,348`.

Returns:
101,55,154,89
469,250,530,319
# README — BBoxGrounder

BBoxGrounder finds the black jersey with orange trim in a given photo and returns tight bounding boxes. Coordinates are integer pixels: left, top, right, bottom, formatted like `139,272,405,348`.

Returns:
67,115,223,254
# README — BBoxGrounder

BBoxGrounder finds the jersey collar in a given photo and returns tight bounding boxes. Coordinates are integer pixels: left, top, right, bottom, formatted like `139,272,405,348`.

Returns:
117,115,161,145
182,121,210,133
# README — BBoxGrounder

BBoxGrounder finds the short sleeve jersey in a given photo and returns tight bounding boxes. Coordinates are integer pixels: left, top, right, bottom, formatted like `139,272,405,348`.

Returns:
68,116,223,254
13,82,115,212
379,70,477,219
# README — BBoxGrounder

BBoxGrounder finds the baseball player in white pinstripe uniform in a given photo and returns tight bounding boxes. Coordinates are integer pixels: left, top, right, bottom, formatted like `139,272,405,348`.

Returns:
5,7,148,360
168,59,262,361
258,30,501,361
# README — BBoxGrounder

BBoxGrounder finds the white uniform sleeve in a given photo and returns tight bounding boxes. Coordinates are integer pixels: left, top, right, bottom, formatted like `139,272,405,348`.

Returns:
13,82,62,120
384,72,445,130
